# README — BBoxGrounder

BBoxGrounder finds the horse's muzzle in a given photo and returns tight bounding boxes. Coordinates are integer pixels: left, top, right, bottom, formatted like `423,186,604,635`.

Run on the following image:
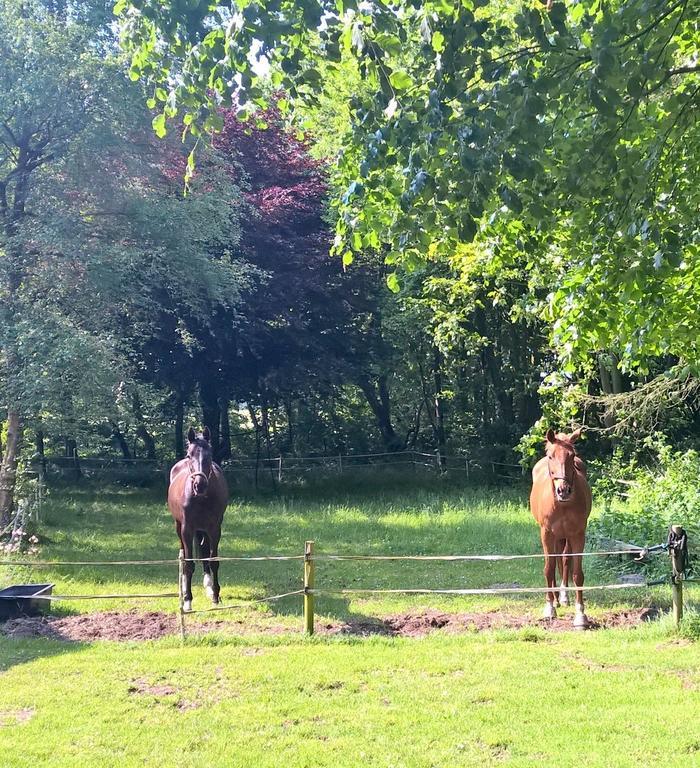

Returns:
555,484,572,502
191,473,209,496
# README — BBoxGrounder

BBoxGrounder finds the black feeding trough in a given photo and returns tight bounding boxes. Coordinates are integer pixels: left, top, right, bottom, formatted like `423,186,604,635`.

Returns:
0,584,54,620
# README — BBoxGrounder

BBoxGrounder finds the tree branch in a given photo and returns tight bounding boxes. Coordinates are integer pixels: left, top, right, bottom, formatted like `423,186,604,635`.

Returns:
618,0,685,48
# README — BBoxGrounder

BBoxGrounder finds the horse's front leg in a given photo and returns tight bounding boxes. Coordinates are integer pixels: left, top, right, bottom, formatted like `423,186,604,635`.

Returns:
570,533,588,629
540,529,558,619
208,526,221,604
180,524,196,612
558,539,570,607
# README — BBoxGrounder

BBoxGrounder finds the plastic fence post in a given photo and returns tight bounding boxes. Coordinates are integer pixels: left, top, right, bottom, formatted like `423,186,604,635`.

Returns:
178,550,187,641
304,540,315,636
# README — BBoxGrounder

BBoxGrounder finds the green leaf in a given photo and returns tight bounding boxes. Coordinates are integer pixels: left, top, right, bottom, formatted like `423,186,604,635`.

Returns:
431,31,445,53
570,3,586,24
152,113,167,138
386,272,401,293
458,214,477,243
389,70,412,91
626,75,644,98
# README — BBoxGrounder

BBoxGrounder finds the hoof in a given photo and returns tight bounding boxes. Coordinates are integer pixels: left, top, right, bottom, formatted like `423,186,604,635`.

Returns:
573,611,589,630
559,587,569,606
543,603,557,620
183,600,192,613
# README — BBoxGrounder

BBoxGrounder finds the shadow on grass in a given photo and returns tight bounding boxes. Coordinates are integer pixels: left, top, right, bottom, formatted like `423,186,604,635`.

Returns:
0,633,88,672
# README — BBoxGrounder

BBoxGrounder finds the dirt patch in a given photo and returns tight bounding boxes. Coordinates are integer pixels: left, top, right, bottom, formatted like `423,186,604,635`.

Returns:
0,610,179,642
322,607,661,638
0,708,35,727
0,607,661,642
128,678,178,697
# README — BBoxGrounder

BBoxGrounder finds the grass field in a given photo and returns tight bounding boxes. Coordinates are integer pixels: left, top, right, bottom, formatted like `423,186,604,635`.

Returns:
1,474,698,767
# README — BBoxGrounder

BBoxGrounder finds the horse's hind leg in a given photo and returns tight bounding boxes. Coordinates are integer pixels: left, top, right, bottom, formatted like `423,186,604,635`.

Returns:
208,526,221,604
558,540,570,606
540,528,558,619
198,532,216,601
569,532,588,629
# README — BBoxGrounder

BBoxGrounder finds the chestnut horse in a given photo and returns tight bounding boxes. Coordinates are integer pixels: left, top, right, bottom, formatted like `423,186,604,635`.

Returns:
530,428,592,628
167,427,228,612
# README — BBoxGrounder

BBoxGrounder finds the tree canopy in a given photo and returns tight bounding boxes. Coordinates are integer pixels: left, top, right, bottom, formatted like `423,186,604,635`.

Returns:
1,0,699,531
118,0,700,373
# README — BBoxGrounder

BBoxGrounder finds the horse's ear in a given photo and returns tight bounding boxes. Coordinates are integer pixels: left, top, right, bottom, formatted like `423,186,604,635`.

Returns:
569,427,582,443
545,428,556,444
187,427,196,443
202,426,211,442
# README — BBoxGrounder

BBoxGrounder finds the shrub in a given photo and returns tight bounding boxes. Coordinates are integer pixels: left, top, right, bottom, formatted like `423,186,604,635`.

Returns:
589,437,700,579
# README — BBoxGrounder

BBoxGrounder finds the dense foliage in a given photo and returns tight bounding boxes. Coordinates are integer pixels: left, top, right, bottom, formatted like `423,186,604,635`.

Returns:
590,437,700,578
0,0,699,560
119,0,700,375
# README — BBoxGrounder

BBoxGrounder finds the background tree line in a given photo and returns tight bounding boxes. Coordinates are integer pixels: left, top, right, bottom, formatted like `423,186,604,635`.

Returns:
2,0,699,529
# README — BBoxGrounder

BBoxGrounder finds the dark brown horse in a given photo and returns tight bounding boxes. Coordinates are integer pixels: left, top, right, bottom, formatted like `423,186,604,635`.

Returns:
168,427,228,611
530,428,592,628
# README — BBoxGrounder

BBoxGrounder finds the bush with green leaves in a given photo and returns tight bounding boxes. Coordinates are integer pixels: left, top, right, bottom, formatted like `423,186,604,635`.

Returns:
589,437,700,579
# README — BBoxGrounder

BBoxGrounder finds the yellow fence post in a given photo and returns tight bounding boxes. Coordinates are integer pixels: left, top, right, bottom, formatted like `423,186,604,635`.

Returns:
304,540,315,636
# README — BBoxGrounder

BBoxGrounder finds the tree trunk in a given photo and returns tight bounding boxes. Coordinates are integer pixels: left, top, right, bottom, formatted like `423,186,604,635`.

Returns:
35,427,47,479
0,410,22,528
475,308,514,427
199,377,221,457
599,352,626,432
261,399,274,458
356,375,403,452
283,399,295,453
217,397,231,462
132,393,156,460
109,422,132,460
248,405,262,488
174,395,184,461
135,425,156,460
610,354,625,395
65,437,82,481
433,348,447,471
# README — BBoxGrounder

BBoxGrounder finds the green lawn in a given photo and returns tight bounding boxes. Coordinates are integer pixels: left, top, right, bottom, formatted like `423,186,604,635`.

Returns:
1,475,698,768
1,628,699,767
